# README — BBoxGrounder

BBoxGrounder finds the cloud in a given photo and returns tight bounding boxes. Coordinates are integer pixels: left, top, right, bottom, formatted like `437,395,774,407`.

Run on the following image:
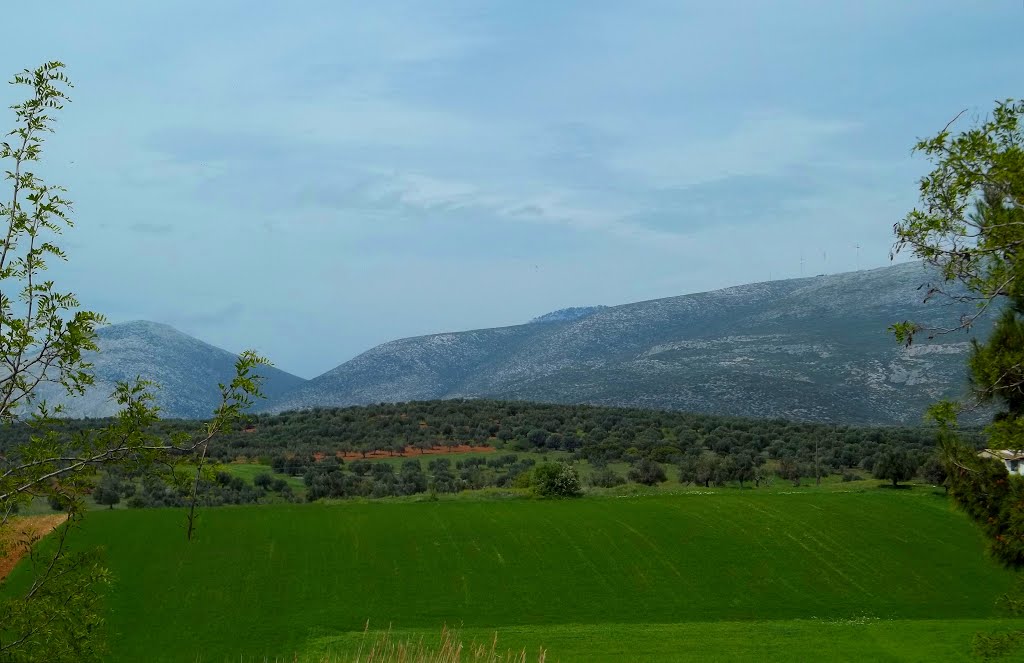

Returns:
353,171,693,248
608,111,859,189
7,0,1019,376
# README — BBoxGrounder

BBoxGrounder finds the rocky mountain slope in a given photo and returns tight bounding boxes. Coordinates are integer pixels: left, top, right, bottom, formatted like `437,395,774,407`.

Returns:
530,306,608,324
262,262,990,425
35,321,306,419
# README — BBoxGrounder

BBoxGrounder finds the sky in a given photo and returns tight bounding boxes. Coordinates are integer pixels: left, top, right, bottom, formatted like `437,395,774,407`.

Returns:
2,1,1022,378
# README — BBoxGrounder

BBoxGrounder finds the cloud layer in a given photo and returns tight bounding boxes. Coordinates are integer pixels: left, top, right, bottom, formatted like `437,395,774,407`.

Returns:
4,0,1022,377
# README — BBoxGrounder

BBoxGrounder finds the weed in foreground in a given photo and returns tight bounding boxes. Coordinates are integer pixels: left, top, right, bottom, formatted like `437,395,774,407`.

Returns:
259,624,546,663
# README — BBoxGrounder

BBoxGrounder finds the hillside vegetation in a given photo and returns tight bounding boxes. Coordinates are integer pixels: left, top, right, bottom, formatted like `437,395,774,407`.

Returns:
0,400,980,508
0,399,972,467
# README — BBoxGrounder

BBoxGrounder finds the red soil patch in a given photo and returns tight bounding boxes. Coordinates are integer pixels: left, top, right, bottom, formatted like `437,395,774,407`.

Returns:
0,514,67,581
334,444,496,460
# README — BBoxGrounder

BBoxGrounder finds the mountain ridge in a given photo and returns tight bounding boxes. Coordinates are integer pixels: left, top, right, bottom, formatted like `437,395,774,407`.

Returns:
30,262,991,425
34,320,306,420
530,306,608,324
260,261,988,425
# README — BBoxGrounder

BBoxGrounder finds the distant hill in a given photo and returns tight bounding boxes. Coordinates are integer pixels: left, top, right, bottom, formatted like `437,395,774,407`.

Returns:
261,262,990,425
530,306,607,324
34,321,306,419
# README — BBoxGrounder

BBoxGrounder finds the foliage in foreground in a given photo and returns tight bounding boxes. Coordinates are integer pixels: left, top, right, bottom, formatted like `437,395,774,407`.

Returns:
939,435,1024,568
892,95,1024,656
891,95,1024,563
0,63,268,661
326,625,545,663
972,577,1024,660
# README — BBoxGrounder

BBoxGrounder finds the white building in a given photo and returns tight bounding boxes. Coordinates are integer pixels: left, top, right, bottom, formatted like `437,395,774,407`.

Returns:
979,449,1024,476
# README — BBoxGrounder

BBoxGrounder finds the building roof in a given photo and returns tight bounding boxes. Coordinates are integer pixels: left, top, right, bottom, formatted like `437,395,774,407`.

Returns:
980,449,1024,461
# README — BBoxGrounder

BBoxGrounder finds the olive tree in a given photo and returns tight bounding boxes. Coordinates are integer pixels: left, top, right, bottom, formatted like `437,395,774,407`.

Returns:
627,458,667,486
91,474,122,509
872,448,918,488
891,99,1024,348
891,97,1024,568
0,62,268,662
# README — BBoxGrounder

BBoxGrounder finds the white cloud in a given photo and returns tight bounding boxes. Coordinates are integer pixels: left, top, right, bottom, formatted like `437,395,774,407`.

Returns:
357,170,694,248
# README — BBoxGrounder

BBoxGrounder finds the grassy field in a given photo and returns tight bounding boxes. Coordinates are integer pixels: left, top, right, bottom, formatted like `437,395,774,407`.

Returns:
211,461,306,491
306,620,1024,662
6,489,1023,661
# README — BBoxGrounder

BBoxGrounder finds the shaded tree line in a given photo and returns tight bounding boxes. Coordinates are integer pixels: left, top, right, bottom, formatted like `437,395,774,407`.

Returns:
0,399,980,501
298,453,536,500
74,466,298,510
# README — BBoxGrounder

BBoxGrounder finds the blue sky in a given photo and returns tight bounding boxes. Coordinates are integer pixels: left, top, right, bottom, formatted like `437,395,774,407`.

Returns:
3,1,1022,378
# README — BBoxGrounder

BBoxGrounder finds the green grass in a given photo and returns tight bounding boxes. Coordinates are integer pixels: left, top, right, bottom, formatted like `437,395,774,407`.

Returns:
213,462,306,491
6,490,1022,662
306,620,1024,662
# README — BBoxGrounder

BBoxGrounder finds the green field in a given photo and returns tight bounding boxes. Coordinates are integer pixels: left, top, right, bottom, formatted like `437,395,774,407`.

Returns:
7,490,1024,661
210,462,306,491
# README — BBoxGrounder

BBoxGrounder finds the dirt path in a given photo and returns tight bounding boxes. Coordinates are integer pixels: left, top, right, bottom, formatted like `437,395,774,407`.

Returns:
335,444,497,460
0,514,67,581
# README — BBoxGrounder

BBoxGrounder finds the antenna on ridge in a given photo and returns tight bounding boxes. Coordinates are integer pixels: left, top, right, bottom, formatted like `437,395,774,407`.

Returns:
854,243,861,271
799,251,805,277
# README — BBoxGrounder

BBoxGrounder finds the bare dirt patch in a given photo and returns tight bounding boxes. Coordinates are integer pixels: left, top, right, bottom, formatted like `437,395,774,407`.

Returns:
336,444,497,460
0,514,67,581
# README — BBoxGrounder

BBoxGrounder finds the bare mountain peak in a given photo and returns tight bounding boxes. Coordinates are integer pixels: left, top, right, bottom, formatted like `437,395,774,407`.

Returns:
39,319,305,419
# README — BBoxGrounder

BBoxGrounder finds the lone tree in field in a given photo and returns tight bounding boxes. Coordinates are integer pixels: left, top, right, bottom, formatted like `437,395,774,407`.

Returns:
628,458,667,486
0,62,268,662
892,98,1024,566
733,452,757,488
872,448,918,488
91,473,122,509
532,462,582,497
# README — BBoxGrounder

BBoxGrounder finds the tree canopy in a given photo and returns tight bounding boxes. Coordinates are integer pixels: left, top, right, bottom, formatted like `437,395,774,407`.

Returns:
892,99,1024,346
893,98,1024,568
0,63,269,661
